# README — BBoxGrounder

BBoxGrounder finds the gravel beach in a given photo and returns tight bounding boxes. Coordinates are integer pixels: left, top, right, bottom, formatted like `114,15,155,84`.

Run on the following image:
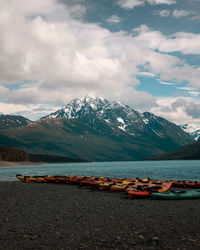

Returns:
1,181,200,250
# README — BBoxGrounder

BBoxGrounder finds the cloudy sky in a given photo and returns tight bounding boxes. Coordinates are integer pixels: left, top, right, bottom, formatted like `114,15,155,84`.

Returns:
0,0,200,124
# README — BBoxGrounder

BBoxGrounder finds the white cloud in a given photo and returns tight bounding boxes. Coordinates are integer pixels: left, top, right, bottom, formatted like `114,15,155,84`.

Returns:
151,97,200,124
177,87,199,91
117,0,176,9
139,71,155,77
172,9,195,18
188,91,200,96
0,102,34,115
159,81,176,85
0,85,9,98
107,15,122,23
190,15,200,21
0,0,200,124
147,0,176,4
133,26,200,55
116,0,145,9
156,9,171,17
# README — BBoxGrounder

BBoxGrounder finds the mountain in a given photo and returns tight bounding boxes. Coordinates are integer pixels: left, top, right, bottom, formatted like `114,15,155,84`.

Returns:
0,114,31,130
0,96,194,161
142,141,200,160
180,123,200,141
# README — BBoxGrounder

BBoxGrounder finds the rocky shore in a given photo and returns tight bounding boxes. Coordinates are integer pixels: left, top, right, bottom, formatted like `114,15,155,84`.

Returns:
1,181,200,249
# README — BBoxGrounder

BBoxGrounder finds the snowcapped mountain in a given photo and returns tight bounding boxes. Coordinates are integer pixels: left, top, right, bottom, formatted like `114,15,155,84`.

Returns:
180,123,200,141
0,96,194,161
0,114,31,130
45,95,147,133
44,95,193,147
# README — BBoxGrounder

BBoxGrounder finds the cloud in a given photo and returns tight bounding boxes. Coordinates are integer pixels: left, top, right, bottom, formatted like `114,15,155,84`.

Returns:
176,86,200,96
133,25,200,55
188,91,200,96
0,0,200,124
0,85,9,99
107,15,122,23
117,0,176,9
139,71,155,77
147,0,176,5
117,0,145,9
172,9,195,18
116,0,145,9
177,87,199,91
190,15,200,21
10,104,62,120
156,9,171,17
159,81,176,85
151,97,200,124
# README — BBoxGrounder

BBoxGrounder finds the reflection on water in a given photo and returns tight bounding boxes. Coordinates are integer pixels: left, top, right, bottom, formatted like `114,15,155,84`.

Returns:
0,160,200,181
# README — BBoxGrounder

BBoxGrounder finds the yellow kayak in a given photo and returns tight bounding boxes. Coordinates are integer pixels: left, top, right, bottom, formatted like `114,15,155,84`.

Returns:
110,184,128,192
16,175,25,182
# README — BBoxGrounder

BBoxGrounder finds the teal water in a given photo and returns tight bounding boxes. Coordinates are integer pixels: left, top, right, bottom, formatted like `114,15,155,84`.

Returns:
0,160,200,181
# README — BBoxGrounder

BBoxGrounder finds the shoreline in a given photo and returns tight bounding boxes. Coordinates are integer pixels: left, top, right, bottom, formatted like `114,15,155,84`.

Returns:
1,181,200,249
0,161,45,167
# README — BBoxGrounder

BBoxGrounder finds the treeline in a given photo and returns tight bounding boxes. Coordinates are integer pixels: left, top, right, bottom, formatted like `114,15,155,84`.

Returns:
29,153,88,163
0,146,29,161
0,146,89,163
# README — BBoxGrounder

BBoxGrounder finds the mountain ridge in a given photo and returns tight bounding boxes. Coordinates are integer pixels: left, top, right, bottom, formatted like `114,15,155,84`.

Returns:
142,140,200,161
0,114,31,130
0,96,194,161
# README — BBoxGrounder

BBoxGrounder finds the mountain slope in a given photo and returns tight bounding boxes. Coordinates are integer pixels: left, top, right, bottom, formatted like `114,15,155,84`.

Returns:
0,96,194,161
180,123,200,141
0,115,31,130
142,141,200,160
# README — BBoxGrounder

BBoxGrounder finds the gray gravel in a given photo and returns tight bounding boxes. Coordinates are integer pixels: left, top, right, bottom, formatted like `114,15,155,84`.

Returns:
1,181,200,249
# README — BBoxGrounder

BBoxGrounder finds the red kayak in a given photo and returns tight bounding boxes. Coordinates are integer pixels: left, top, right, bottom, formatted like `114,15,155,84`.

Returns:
128,189,150,199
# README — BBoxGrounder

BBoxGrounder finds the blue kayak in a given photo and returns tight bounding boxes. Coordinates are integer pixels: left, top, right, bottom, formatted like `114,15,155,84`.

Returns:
151,189,200,200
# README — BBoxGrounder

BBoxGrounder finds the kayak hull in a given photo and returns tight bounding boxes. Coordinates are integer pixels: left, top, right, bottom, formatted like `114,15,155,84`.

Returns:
151,190,200,200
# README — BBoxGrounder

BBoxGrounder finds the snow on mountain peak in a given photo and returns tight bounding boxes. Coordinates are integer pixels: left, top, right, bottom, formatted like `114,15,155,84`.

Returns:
180,123,200,141
46,96,131,120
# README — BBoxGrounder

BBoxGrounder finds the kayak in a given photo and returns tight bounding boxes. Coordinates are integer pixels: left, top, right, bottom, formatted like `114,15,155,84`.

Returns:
16,174,26,182
128,189,150,198
99,182,114,190
151,189,200,199
156,182,172,193
110,184,129,192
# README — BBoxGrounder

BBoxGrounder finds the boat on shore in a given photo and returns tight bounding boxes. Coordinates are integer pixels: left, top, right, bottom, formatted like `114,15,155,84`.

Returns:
16,174,200,200
151,190,200,200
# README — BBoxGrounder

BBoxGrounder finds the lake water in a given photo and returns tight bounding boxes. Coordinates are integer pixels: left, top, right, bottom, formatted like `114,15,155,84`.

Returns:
1,160,200,181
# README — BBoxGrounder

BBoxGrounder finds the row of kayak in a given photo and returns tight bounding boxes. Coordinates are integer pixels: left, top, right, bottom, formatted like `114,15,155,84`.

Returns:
16,174,200,199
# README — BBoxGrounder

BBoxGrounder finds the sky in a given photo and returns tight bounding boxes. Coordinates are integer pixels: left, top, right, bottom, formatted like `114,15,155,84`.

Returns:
0,0,200,124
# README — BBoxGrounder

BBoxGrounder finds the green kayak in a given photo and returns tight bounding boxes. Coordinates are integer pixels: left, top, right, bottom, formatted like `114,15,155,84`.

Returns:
151,189,200,200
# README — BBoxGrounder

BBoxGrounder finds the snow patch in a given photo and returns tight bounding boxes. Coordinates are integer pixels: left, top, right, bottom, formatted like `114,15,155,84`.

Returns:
118,125,126,131
143,118,149,124
117,117,125,124
104,119,110,124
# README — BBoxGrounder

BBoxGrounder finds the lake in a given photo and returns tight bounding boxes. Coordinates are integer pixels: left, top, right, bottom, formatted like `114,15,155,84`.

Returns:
0,160,200,181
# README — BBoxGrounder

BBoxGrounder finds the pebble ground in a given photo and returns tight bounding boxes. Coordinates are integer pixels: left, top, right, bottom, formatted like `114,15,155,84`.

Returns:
1,182,200,249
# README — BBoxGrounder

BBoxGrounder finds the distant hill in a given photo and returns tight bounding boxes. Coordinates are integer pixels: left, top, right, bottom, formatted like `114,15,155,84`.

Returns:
0,146,88,163
0,146,29,162
142,141,200,160
0,96,194,161
0,114,31,130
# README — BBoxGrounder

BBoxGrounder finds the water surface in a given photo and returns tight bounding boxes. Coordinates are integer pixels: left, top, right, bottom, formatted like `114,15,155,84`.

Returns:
0,160,200,181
